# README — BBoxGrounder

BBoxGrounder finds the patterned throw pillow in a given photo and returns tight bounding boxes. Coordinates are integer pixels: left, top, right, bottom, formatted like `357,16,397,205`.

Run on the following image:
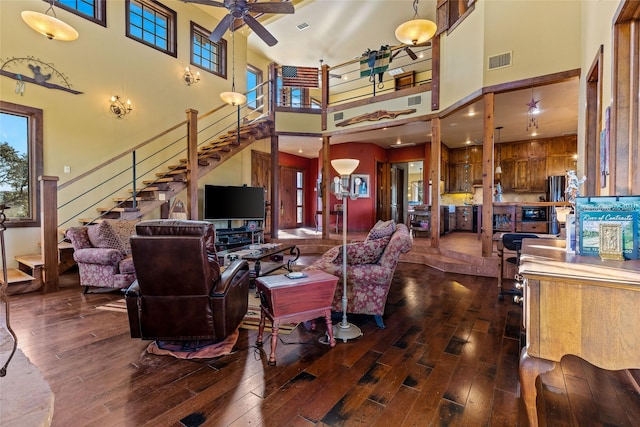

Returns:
104,219,138,255
366,220,396,241
87,221,125,253
333,236,390,265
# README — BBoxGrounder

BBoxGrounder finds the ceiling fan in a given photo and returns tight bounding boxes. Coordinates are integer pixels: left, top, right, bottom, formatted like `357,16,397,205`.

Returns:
391,46,418,61
183,0,294,46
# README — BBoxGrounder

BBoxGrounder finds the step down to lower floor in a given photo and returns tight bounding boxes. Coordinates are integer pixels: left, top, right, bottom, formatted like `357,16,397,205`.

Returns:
0,268,40,295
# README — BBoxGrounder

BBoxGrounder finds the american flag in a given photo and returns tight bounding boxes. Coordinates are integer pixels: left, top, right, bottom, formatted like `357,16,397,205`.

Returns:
281,65,319,88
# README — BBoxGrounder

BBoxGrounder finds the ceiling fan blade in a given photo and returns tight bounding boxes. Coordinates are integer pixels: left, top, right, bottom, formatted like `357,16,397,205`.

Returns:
244,14,278,46
405,47,418,60
182,0,227,7
209,13,233,42
246,2,295,14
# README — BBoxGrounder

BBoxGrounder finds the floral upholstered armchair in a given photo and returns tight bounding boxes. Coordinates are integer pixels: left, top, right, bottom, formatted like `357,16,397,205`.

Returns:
305,221,412,328
66,219,138,293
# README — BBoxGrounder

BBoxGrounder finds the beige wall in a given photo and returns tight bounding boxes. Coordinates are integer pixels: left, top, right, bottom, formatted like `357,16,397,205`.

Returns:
0,0,249,265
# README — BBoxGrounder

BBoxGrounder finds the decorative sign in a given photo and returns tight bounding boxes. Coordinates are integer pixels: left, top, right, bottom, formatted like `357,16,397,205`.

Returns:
335,109,416,127
0,56,83,95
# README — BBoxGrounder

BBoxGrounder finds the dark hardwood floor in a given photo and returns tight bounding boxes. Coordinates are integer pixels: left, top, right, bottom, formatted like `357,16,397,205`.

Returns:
5,262,640,426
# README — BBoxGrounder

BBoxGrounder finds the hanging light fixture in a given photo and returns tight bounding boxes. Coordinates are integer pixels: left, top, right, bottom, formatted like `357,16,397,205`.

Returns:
526,87,540,132
495,126,503,174
21,0,79,41
395,0,437,46
220,28,246,106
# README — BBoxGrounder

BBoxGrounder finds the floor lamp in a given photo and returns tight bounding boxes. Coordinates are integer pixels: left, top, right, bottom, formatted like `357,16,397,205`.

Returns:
331,159,363,342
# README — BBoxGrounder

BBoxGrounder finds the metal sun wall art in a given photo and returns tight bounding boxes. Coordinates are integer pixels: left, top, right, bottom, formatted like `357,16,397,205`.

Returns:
0,56,82,95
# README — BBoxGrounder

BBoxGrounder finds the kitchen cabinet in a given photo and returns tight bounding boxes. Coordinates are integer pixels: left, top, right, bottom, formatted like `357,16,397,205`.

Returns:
449,163,472,193
547,155,576,176
455,206,473,231
529,158,547,191
514,160,529,190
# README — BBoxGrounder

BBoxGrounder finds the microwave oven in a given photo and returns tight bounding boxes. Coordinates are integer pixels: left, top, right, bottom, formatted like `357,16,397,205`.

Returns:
522,206,547,222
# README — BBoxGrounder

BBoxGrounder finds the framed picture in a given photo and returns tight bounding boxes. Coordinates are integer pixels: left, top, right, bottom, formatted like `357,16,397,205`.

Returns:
352,174,370,198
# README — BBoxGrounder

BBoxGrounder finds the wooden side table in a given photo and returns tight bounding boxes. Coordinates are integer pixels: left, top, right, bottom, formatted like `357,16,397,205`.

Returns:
255,270,339,365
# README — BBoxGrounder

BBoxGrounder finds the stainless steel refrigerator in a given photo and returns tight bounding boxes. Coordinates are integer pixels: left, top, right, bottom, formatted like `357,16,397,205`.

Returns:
547,175,566,234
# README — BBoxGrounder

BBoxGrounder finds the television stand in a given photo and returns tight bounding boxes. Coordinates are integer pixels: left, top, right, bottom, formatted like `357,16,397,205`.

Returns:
215,220,263,251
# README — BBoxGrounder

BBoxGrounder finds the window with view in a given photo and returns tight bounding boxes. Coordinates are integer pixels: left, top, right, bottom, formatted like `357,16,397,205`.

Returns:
54,0,106,26
126,0,176,57
296,171,304,225
0,102,43,228
246,65,263,111
191,22,226,77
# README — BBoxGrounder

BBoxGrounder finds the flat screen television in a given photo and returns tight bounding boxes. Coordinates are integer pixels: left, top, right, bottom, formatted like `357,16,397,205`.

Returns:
203,185,265,221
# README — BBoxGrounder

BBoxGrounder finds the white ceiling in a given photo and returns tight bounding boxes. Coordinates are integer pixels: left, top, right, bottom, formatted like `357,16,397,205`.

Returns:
225,0,580,158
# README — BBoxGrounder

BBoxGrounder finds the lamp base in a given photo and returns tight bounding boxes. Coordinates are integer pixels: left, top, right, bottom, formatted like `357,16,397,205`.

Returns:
333,321,362,343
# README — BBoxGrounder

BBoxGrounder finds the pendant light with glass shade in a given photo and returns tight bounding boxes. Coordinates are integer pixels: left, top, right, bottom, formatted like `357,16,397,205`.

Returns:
495,126,503,175
220,27,246,106
21,0,78,41
395,0,437,46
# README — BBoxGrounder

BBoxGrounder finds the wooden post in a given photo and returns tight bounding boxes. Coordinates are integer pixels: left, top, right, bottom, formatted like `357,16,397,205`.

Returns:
430,118,441,248
40,175,59,293
321,135,331,239
482,93,495,257
185,109,199,220
271,133,280,239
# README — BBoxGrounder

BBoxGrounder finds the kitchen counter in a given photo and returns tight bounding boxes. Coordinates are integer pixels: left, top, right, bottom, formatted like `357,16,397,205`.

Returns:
492,201,571,207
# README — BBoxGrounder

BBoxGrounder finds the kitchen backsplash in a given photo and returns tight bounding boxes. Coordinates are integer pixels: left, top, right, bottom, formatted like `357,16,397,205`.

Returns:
440,188,546,205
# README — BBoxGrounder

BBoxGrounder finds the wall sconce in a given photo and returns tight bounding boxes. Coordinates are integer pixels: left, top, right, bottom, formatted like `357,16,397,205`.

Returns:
110,95,132,118
183,67,200,86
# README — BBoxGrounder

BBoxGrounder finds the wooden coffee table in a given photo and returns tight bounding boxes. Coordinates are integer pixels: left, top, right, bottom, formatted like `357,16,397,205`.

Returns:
255,270,339,366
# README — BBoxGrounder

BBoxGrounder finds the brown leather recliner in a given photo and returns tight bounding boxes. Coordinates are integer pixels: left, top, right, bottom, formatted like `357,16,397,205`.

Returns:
124,219,250,341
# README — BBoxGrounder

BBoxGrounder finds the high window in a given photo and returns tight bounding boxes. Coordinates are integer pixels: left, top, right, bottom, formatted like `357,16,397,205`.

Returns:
190,22,226,77
0,102,43,228
436,0,476,35
126,0,177,57
54,0,106,26
246,65,263,111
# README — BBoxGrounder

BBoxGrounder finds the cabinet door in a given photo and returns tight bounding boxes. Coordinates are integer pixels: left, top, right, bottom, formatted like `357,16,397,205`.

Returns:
547,155,576,176
450,163,471,193
529,158,547,192
514,160,529,190
513,143,530,159
499,159,515,192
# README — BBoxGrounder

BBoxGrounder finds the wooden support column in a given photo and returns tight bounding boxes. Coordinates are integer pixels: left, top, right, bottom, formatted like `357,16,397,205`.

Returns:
271,133,280,239
481,93,495,258
185,108,199,220
430,118,441,248
39,175,58,293
321,135,331,239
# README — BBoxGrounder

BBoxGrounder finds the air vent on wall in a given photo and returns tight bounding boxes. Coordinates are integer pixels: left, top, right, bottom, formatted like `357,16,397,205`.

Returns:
334,112,344,121
408,96,422,106
488,51,512,70
296,22,310,31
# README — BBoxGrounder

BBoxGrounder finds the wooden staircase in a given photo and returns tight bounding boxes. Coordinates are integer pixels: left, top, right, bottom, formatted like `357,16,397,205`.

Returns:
92,118,273,221
2,119,274,295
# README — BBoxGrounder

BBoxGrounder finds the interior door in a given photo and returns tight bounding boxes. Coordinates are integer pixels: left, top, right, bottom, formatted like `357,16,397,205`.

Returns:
279,166,298,229
390,165,406,224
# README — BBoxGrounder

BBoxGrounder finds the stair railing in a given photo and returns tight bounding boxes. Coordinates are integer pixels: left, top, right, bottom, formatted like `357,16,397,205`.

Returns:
56,81,272,231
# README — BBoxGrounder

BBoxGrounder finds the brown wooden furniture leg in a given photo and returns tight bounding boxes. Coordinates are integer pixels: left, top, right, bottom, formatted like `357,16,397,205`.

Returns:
256,308,266,347
519,348,556,427
324,311,336,348
269,324,278,366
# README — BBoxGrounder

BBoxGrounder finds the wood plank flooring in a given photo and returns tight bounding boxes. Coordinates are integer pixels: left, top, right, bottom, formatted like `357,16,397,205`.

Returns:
3,262,640,426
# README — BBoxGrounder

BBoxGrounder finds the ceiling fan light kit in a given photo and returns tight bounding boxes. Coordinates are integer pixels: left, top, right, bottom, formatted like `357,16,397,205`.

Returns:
395,0,437,46
21,0,78,41
185,0,294,46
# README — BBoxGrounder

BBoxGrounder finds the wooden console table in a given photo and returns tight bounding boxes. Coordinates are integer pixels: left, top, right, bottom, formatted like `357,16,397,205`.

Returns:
255,270,338,365
518,238,640,426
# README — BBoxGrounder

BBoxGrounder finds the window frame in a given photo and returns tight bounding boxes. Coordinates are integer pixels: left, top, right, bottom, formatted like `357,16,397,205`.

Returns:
0,101,43,228
246,64,264,111
436,0,476,36
52,0,106,27
125,0,177,57
190,22,227,78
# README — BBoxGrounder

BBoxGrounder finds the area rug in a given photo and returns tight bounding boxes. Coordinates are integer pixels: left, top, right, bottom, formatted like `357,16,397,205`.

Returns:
239,292,298,334
146,329,238,359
